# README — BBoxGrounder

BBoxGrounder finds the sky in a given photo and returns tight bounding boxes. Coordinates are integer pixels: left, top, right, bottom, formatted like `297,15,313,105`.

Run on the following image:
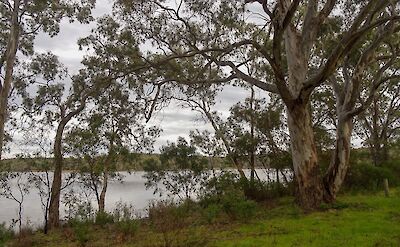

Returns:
8,0,268,155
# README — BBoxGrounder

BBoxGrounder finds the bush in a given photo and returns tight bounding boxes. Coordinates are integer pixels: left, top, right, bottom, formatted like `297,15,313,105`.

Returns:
201,191,258,222
64,196,95,224
0,223,13,246
116,219,139,237
72,221,90,247
95,211,114,226
345,162,399,190
201,170,290,203
199,171,241,206
13,225,35,247
200,175,259,222
148,200,188,247
202,204,222,224
220,193,258,221
144,138,210,201
112,201,137,221
148,200,188,231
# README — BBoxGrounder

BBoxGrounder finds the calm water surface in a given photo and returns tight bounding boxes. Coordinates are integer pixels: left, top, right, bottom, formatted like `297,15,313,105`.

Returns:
0,172,156,228
0,169,291,228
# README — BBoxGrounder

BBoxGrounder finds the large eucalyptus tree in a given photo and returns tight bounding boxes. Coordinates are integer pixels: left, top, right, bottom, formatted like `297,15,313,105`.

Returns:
114,0,400,209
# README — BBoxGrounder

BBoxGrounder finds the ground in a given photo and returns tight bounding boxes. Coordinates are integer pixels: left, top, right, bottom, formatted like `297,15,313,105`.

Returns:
6,189,400,247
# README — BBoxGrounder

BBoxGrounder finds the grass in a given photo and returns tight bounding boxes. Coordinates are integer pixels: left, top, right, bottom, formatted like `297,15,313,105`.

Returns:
214,194,400,247
6,189,400,247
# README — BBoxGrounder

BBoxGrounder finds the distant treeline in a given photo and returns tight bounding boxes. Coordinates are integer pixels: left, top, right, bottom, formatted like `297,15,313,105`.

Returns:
2,146,399,173
0,153,231,172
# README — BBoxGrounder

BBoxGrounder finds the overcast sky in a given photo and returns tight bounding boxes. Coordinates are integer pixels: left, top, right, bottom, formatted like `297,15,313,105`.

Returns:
6,0,269,155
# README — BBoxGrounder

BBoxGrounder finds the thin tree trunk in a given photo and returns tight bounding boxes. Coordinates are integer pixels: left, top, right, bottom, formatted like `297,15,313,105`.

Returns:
287,104,323,210
98,172,108,213
276,168,280,184
323,117,353,202
0,0,20,160
249,87,256,189
47,102,86,229
48,121,66,229
371,97,380,166
99,139,114,213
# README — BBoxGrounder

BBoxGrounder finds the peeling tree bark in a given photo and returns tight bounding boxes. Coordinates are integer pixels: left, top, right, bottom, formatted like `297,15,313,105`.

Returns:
323,116,353,202
287,103,323,210
0,0,21,160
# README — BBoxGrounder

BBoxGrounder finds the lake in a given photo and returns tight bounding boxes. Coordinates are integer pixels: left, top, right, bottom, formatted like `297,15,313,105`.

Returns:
0,169,291,228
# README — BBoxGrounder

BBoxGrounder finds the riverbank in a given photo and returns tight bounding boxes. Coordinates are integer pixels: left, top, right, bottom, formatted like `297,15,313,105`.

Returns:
5,189,399,247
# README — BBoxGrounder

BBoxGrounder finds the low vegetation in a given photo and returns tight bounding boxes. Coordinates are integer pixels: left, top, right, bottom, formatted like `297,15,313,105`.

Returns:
3,189,399,247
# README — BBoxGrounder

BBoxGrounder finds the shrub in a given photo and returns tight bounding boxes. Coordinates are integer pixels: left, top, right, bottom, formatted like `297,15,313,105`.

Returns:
199,171,241,206
115,219,139,237
95,211,114,226
0,223,13,246
202,204,222,224
201,170,290,204
148,200,188,247
13,225,35,247
64,194,95,224
112,201,137,221
220,193,258,221
72,221,90,247
344,162,398,190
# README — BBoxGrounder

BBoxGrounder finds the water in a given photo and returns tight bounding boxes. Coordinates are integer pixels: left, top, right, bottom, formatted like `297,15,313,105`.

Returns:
0,172,156,228
0,169,291,228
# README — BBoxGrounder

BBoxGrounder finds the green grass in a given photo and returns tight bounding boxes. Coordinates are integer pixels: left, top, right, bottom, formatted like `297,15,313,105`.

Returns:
213,193,400,247
8,190,400,247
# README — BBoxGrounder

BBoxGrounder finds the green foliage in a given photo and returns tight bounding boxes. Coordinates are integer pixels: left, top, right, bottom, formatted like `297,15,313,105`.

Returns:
6,191,400,246
201,171,242,198
0,223,13,246
112,201,137,221
201,171,290,204
199,172,258,222
148,200,187,231
148,200,189,247
144,137,209,200
95,212,114,226
218,193,258,221
111,202,140,238
71,221,90,247
202,203,222,224
115,219,140,237
345,162,399,190
64,195,95,223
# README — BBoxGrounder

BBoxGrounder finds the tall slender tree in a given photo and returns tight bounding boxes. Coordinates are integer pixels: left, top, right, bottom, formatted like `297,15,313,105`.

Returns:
0,0,95,160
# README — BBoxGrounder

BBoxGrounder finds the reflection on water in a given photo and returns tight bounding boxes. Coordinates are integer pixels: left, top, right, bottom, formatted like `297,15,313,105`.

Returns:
0,169,291,228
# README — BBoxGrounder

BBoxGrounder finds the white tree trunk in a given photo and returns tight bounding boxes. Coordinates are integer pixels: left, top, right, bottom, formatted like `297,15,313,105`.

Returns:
323,117,353,202
287,104,323,209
